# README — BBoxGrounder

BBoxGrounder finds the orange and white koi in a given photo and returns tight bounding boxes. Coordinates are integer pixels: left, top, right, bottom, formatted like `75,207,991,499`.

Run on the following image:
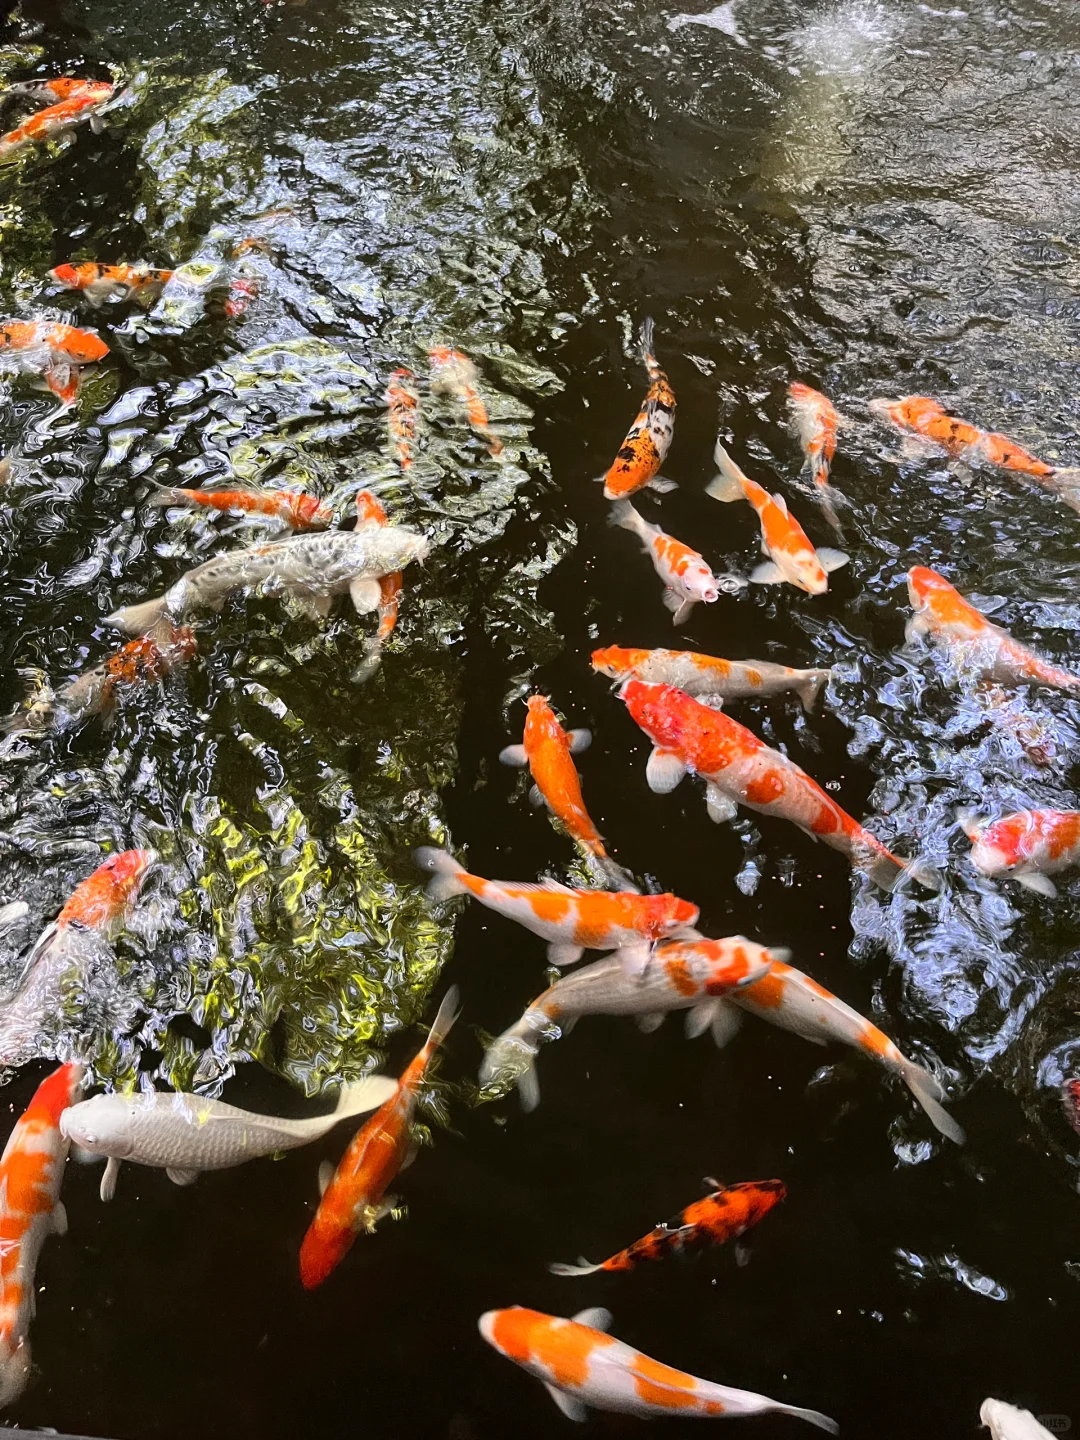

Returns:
907,566,1080,694
150,482,333,530
788,381,843,532
0,1062,83,1407
0,850,154,1068
299,987,460,1288
415,847,698,970
223,274,259,319
621,680,935,892
479,937,776,1108
611,500,740,626
871,395,1080,512
385,367,418,470
602,317,677,500
499,695,633,889
350,489,404,678
549,1178,786,1277
712,957,964,1143
50,261,173,305
0,86,113,162
7,77,110,105
957,808,1080,897
707,442,847,593
429,346,502,456
0,320,108,403
479,1306,838,1429
591,644,831,713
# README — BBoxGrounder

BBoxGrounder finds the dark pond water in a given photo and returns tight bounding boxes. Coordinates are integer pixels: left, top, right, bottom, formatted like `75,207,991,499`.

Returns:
0,0,1078,1434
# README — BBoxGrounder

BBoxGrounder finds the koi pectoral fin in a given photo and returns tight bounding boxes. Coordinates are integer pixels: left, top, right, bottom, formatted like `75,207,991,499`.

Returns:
749,561,785,585
705,783,738,824
646,476,678,494
544,1384,588,1423
350,577,382,615
498,743,527,767
45,363,79,405
547,943,584,967
816,546,849,573
100,1156,121,1203
710,1001,745,1049
685,998,721,1038
636,1011,666,1033
1016,871,1058,898
318,1161,334,1197
572,1307,612,1331
645,746,686,794
166,1167,199,1187
566,728,592,755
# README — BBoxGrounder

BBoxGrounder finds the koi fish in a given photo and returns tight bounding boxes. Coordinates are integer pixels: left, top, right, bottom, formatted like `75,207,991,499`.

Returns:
0,87,113,162
414,847,698,971
299,986,460,1288
224,274,259,319
479,1306,837,1430
353,490,403,671
549,1178,786,1277
0,850,155,1068
871,395,1080,513
429,346,502,456
0,320,109,403
602,317,677,500
479,937,776,1109
150,482,332,531
386,367,418,470
707,442,848,593
0,1062,83,1407
788,382,843,533
3,620,197,734
611,500,740,625
61,1072,397,1202
7,77,111,105
906,566,1080,694
591,644,831,713
499,695,634,889
711,956,963,1142
980,1400,1056,1440
50,262,174,305
1062,1080,1080,1136
957,808,1080,897
621,680,935,892
105,524,428,634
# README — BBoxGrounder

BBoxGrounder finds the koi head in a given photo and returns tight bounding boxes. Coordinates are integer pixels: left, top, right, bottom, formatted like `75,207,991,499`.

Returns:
619,679,686,747
590,645,647,680
53,325,109,364
869,394,943,433
59,1092,137,1159
790,549,829,596
682,559,722,604
652,893,700,937
58,848,155,931
526,693,552,717
906,565,949,615
50,262,93,290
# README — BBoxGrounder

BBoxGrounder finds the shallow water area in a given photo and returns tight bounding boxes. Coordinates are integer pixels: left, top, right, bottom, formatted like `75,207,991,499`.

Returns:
0,0,1077,1435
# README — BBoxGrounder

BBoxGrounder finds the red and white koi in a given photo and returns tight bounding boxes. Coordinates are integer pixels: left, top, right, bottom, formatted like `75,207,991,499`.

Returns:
0,320,108,403
150,482,332,530
0,1062,83,1407
714,957,963,1142
707,441,847,593
788,381,843,532
611,500,740,625
479,936,777,1108
414,847,698,970
350,489,404,679
621,680,935,891
907,566,1080,694
386,367,418,470
50,261,173,306
549,1178,786,1277
479,1306,837,1429
957,808,1080,897
0,84,113,162
500,694,633,889
429,346,502,456
591,644,831,713
602,317,677,500
299,987,460,1288
7,77,110,106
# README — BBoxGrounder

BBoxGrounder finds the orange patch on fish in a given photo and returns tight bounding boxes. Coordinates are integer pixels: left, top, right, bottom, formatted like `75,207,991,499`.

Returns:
631,1353,698,1409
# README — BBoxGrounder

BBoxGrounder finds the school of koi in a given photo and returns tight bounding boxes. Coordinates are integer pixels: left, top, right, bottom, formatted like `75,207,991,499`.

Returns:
0,59,1070,1440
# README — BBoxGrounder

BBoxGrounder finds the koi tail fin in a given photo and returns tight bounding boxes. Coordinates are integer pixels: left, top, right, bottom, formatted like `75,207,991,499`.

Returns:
638,315,656,367
706,441,747,503
331,1073,399,1119
413,846,469,901
867,848,941,894
770,1404,839,1435
896,1058,966,1145
584,848,640,893
795,669,832,714
424,984,462,1057
608,498,645,535
479,1001,559,1112
548,1257,604,1277
105,595,170,635
147,483,188,508
955,807,985,842
1049,468,1080,514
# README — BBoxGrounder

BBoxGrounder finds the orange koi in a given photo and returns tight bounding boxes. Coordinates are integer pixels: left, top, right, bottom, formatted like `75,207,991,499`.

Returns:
957,808,1080,897
414,846,698,971
385,367,418,470
479,1306,837,1428
150,482,332,530
621,680,937,891
55,848,156,931
707,442,847,594
0,1062,83,1406
224,275,259,319
550,1178,786,1277
715,956,964,1143
907,566,1080,694
788,381,843,532
0,320,108,403
299,987,460,1288
8,77,111,105
499,694,633,888
50,261,173,305
611,500,740,625
591,644,831,712
429,346,502,455
602,317,677,500
0,87,113,161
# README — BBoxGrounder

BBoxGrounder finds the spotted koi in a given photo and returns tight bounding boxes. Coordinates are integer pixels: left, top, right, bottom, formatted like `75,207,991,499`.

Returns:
349,489,404,678
611,499,740,624
7,77,111,105
429,346,502,455
385,367,418,470
150,482,332,531
957,808,1080,898
591,644,831,713
0,87,113,162
479,1305,837,1428
414,846,698,971
0,320,108,403
602,317,677,500
788,381,843,533
50,261,173,306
